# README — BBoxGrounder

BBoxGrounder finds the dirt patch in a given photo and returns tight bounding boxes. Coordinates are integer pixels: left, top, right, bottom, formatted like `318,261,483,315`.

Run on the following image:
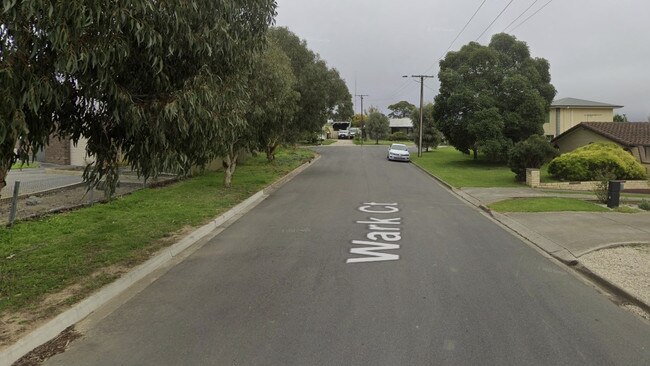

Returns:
0,185,139,225
11,326,81,366
0,264,128,347
0,224,197,348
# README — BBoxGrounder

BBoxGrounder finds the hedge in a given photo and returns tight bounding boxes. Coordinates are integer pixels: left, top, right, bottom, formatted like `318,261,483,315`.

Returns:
548,142,646,181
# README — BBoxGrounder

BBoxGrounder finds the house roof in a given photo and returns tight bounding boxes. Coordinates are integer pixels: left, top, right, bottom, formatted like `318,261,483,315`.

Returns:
553,122,650,146
389,118,413,128
551,97,623,109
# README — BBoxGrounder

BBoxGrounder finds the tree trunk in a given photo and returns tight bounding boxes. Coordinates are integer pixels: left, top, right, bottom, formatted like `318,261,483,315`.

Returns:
0,164,9,200
473,149,478,160
375,138,379,145
1,143,17,200
266,144,277,162
222,150,239,188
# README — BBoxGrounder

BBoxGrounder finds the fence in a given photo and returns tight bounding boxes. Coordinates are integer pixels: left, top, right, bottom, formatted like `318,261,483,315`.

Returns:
1,171,176,226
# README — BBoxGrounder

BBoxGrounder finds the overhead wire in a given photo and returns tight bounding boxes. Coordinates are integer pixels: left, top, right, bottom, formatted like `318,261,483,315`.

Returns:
378,0,490,103
475,0,516,41
502,0,540,32
422,0,489,75
509,0,555,32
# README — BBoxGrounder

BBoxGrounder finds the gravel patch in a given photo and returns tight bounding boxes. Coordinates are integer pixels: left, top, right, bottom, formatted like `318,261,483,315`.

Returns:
580,244,650,306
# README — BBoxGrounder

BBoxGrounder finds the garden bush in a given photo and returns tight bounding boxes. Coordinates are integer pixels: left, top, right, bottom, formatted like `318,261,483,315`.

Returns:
481,138,513,163
507,135,558,181
639,199,650,211
388,131,410,141
547,142,646,181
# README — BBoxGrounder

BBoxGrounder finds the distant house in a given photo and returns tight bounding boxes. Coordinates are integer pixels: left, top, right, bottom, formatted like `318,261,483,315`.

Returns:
543,97,623,138
37,136,94,167
552,122,650,174
389,118,413,134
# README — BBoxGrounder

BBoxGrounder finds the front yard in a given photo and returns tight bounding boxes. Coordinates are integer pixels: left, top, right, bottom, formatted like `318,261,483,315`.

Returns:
412,147,522,188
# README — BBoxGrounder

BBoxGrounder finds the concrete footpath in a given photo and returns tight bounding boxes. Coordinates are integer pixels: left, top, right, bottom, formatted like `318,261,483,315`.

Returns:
459,186,650,315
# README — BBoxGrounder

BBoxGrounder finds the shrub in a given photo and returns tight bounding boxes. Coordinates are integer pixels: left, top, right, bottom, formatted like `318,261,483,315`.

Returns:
548,142,647,181
639,199,650,211
481,138,513,163
593,170,616,204
389,131,409,141
507,135,559,181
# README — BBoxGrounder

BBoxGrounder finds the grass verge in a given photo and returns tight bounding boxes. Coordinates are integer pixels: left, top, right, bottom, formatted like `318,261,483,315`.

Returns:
412,147,523,188
11,161,40,169
0,148,314,314
489,197,609,213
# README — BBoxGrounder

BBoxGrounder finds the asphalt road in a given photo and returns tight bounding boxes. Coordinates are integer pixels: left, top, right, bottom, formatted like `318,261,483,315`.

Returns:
46,146,650,366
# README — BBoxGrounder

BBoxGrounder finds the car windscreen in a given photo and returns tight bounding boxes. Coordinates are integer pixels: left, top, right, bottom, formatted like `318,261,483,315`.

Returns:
391,145,408,151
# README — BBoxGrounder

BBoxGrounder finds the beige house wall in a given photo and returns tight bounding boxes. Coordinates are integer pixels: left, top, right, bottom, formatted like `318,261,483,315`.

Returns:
554,129,650,175
543,107,615,137
553,128,617,153
70,138,95,167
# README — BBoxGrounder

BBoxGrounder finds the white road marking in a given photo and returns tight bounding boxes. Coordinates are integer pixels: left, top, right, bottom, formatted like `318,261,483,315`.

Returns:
348,203,402,264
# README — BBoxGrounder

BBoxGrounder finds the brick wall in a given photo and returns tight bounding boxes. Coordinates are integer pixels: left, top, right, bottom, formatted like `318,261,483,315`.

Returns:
43,136,70,165
525,169,649,191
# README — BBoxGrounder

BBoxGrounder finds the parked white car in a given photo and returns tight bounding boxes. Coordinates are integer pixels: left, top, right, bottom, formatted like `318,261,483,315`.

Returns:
387,144,410,161
338,130,349,139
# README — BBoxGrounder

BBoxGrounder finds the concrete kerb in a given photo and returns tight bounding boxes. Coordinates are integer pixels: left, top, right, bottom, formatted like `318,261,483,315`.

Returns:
410,161,650,313
0,154,320,366
573,241,650,258
411,161,579,265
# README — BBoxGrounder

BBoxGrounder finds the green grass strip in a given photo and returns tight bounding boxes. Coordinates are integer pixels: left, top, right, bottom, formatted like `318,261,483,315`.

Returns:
412,147,523,188
489,197,609,213
11,161,40,169
0,148,314,313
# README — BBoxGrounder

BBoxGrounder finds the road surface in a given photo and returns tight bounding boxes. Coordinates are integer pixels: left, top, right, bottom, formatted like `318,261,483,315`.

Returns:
47,146,650,365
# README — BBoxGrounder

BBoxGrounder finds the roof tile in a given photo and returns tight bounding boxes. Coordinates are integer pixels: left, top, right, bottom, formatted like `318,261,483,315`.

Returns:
580,122,650,146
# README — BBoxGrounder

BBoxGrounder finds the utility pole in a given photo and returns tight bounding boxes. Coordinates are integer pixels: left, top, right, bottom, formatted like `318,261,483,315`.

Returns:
403,75,434,157
356,94,368,145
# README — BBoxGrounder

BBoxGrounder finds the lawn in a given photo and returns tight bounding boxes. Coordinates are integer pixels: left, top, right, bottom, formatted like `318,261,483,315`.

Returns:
411,147,523,188
11,161,40,169
489,197,609,213
0,148,314,314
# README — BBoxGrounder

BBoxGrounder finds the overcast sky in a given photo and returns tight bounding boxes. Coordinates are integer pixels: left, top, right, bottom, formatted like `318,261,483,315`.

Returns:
275,0,650,121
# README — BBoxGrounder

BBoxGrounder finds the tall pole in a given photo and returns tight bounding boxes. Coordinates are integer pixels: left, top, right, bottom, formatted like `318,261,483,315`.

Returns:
403,75,434,157
418,77,424,157
356,94,368,145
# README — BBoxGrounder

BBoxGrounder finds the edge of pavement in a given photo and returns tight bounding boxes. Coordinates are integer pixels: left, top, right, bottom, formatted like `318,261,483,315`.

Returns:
1,153,321,366
410,161,650,314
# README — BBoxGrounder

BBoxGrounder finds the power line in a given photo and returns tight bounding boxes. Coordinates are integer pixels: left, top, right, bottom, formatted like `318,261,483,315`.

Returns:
510,0,555,32
475,0,516,41
440,0,488,59
423,0,489,74
377,0,489,103
502,0,540,32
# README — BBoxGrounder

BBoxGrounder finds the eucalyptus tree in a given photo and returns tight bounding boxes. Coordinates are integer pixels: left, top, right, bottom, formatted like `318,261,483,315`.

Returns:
0,0,277,197
411,103,442,152
388,101,416,119
247,40,300,163
366,111,390,144
268,27,352,136
433,33,555,160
